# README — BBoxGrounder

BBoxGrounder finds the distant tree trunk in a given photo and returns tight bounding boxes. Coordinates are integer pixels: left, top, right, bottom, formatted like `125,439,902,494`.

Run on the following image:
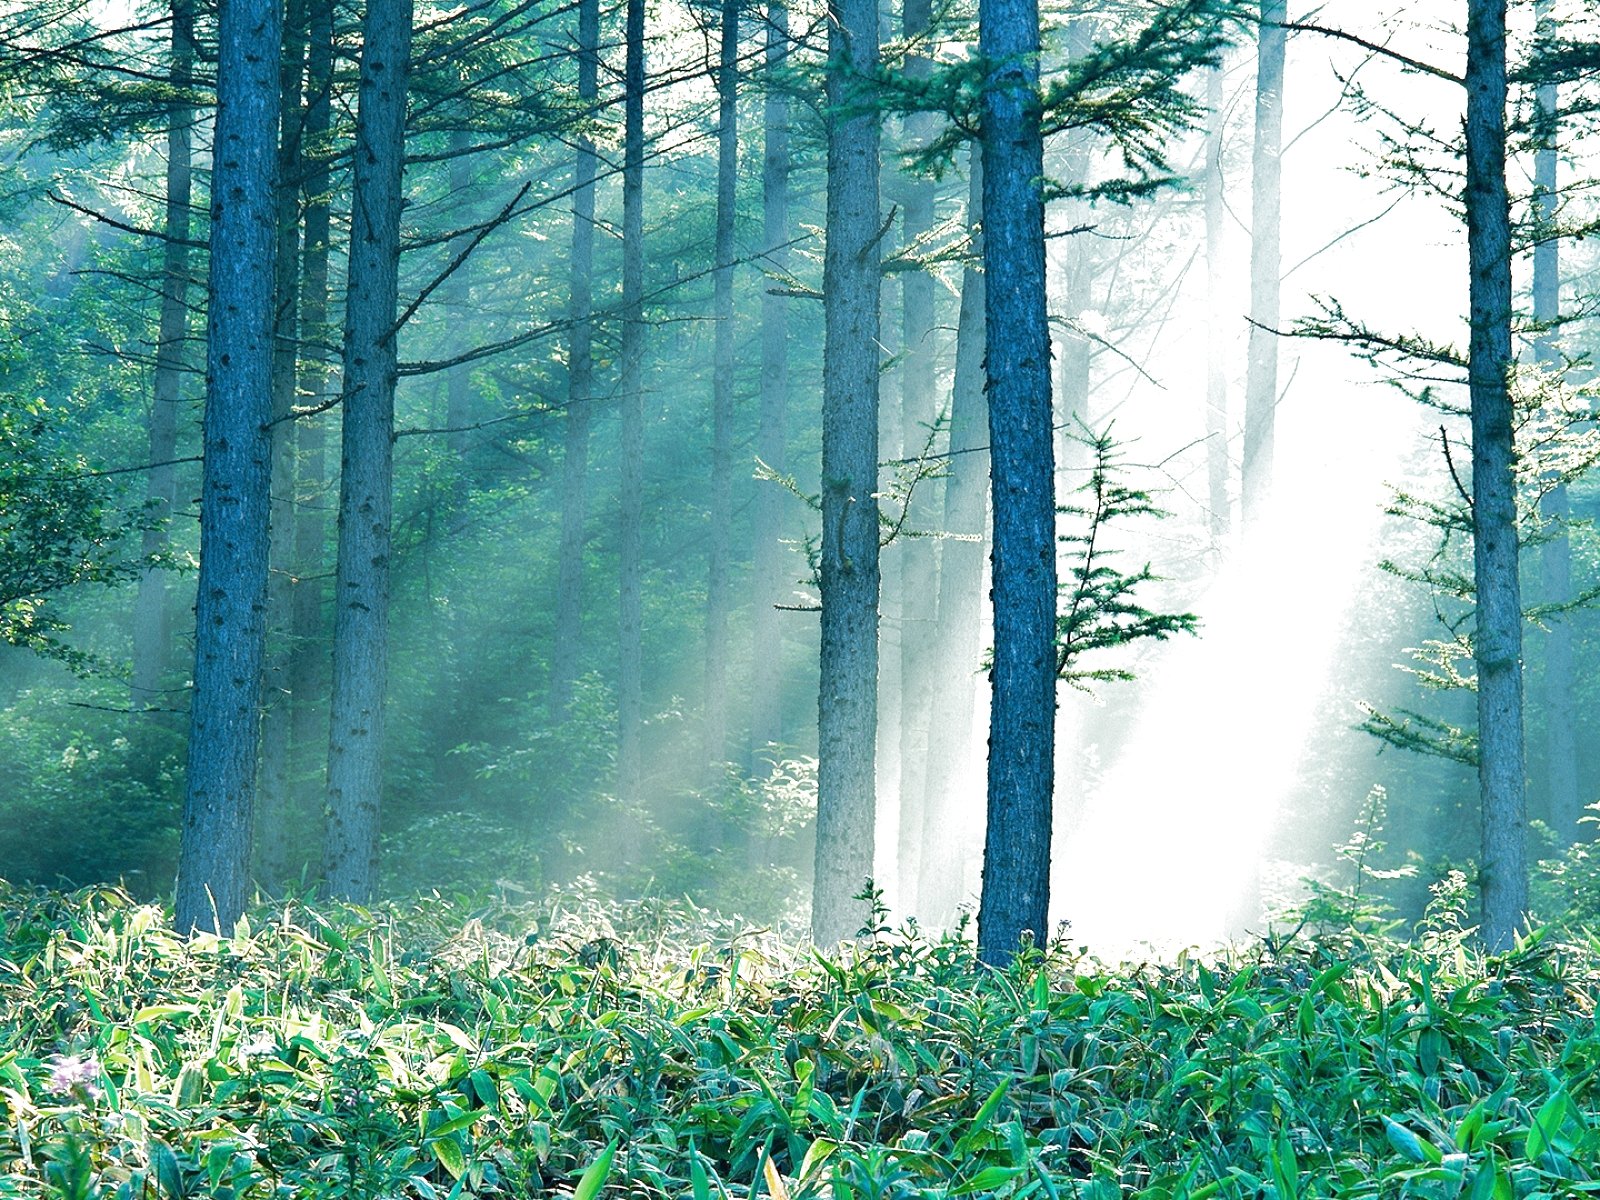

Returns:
894,0,938,913
704,0,739,771
1240,0,1284,526
290,0,334,826
258,0,309,890
323,0,414,902
1205,63,1230,539
617,0,646,813
130,0,196,713
173,0,283,936
918,154,986,924
1465,0,1526,948
975,0,1056,965
748,0,791,762
1532,0,1576,838
549,0,600,717
444,133,476,461
812,0,881,947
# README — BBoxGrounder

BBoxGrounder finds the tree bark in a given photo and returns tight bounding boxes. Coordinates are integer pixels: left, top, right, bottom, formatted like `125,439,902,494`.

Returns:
918,153,987,925
704,0,739,771
1205,63,1230,539
748,0,791,763
174,0,283,936
130,0,196,713
323,0,414,902
617,0,646,813
549,0,600,717
976,0,1056,965
812,0,881,947
1241,0,1284,526
1465,0,1526,948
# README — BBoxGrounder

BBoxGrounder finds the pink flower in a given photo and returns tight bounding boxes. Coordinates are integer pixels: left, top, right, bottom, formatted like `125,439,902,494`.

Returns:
44,1055,102,1101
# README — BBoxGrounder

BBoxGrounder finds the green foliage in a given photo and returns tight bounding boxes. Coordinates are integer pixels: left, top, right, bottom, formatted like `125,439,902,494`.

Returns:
5,887,1600,1200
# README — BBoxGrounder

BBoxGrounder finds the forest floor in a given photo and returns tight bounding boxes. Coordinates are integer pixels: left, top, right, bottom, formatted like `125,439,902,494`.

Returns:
0,884,1596,1200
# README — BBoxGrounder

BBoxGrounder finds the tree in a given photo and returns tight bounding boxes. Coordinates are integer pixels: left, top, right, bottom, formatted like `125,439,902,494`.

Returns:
812,0,881,947
323,0,415,902
1465,0,1525,948
174,0,283,935
1205,61,1230,539
1240,0,1284,525
975,0,1055,964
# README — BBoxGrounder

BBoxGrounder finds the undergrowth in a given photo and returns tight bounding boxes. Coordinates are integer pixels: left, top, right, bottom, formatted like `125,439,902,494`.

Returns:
2,881,1599,1199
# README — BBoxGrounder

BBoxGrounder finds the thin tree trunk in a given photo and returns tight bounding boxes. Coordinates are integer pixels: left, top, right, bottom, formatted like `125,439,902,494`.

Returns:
812,0,881,947
174,0,283,936
1532,0,1576,838
1241,0,1284,526
748,0,791,763
1205,63,1230,539
549,0,600,716
617,0,646,812
1465,0,1526,948
976,0,1056,965
323,0,414,902
894,0,938,913
918,153,987,925
445,132,475,461
130,0,195,713
704,0,738,771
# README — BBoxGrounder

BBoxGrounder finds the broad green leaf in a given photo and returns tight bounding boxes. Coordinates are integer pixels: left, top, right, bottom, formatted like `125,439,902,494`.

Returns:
575,1140,618,1200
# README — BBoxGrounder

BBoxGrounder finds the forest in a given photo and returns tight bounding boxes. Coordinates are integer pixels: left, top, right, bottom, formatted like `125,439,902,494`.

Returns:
5,0,1600,1194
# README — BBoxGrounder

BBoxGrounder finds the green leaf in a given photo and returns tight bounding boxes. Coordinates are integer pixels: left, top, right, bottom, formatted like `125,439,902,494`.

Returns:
690,1142,711,1200
574,1140,618,1200
1384,1117,1430,1164
433,1136,466,1180
1526,1090,1568,1160
1269,1129,1298,1200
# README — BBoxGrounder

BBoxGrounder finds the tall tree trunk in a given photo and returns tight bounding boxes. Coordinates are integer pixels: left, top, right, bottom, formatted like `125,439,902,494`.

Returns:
918,154,987,925
704,0,738,771
323,0,414,902
290,0,334,829
1205,63,1230,539
894,0,938,914
617,0,646,814
1466,0,1526,948
444,133,476,461
748,0,791,763
812,0,881,947
1240,0,1284,526
549,0,600,716
174,0,283,936
257,0,309,890
1532,0,1576,838
130,0,196,713
975,0,1055,965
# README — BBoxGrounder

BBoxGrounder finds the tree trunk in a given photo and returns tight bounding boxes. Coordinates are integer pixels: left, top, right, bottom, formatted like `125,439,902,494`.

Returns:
704,0,738,771
812,0,881,947
1465,0,1526,948
444,132,476,462
975,0,1056,965
257,0,309,891
1532,0,1576,838
1241,0,1284,526
549,0,600,717
894,0,938,914
617,0,646,813
918,154,987,925
1205,63,1230,540
130,0,195,713
748,0,791,763
323,0,414,902
174,0,283,936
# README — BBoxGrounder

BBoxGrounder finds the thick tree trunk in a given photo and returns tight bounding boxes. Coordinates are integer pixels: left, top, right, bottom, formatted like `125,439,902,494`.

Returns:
748,0,791,762
617,0,646,813
1465,0,1526,948
894,0,938,914
323,0,414,902
918,154,987,925
812,0,881,948
1241,0,1284,525
130,0,196,713
704,0,738,771
549,0,600,717
1205,64,1230,539
976,0,1056,965
174,0,283,936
